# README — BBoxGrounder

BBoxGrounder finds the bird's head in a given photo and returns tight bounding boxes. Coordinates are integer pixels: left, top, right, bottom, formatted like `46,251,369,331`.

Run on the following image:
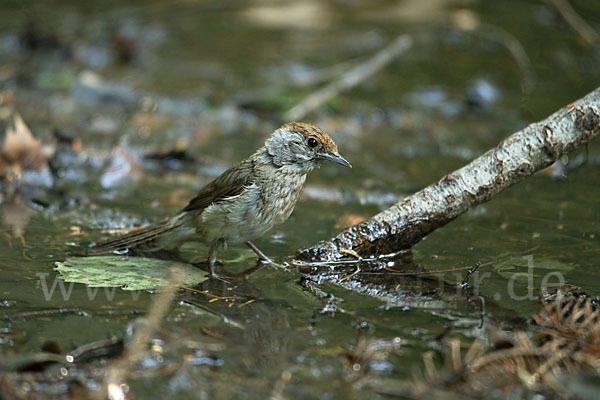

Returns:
265,122,351,172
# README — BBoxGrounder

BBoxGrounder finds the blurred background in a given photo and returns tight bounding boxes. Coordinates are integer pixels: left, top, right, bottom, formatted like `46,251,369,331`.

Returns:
1,0,600,398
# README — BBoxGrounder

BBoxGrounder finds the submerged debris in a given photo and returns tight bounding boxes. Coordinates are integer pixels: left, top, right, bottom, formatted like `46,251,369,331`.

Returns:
339,337,401,384
100,147,144,188
0,193,37,237
383,291,600,399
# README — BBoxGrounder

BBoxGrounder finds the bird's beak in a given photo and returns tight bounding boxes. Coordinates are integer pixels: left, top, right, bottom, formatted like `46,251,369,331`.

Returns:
319,151,352,168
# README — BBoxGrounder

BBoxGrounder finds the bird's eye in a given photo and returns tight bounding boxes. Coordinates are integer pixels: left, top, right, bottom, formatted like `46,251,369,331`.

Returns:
307,137,318,148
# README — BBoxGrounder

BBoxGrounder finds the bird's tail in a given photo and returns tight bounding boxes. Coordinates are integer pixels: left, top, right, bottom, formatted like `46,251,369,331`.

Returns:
88,213,193,255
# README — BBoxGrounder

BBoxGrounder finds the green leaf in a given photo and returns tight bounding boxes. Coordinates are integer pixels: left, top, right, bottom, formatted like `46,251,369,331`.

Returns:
54,256,208,291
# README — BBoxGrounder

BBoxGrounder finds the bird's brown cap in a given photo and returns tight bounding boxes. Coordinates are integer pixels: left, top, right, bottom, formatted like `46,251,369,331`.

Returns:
281,122,339,154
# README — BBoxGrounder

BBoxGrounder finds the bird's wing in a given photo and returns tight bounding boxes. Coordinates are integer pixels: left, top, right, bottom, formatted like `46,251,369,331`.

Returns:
182,158,257,212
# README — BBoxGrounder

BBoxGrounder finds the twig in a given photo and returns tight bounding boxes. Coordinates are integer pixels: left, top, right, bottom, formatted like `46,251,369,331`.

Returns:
3,308,89,320
270,370,293,400
105,267,184,400
284,35,412,121
460,262,481,287
19,235,32,261
547,0,600,46
451,11,536,92
286,58,363,88
476,23,537,92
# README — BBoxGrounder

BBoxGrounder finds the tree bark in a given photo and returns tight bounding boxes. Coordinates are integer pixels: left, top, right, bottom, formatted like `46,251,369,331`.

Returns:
296,86,600,262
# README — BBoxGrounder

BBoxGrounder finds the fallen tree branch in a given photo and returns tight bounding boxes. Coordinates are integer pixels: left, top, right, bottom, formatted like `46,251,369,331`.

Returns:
296,86,600,262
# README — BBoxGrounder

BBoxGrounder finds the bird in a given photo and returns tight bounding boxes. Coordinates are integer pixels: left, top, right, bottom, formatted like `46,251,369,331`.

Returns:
89,122,351,276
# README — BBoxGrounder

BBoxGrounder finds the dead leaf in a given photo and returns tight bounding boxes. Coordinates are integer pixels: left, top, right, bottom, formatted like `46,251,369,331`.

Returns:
0,113,48,184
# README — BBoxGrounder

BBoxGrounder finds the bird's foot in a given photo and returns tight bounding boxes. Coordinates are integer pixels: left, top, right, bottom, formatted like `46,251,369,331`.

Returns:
191,260,228,281
209,272,230,284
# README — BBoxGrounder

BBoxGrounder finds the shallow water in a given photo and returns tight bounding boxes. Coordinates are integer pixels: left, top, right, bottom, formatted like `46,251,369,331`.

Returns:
1,0,600,398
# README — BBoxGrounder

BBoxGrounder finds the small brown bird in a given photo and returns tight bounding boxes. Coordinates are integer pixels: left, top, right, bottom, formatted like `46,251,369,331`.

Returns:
89,122,351,276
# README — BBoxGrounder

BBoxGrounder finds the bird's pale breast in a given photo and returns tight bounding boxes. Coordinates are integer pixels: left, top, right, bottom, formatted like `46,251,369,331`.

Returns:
197,165,307,245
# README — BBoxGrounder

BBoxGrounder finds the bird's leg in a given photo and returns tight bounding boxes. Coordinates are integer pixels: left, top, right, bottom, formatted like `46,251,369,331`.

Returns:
245,241,273,264
208,240,221,277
